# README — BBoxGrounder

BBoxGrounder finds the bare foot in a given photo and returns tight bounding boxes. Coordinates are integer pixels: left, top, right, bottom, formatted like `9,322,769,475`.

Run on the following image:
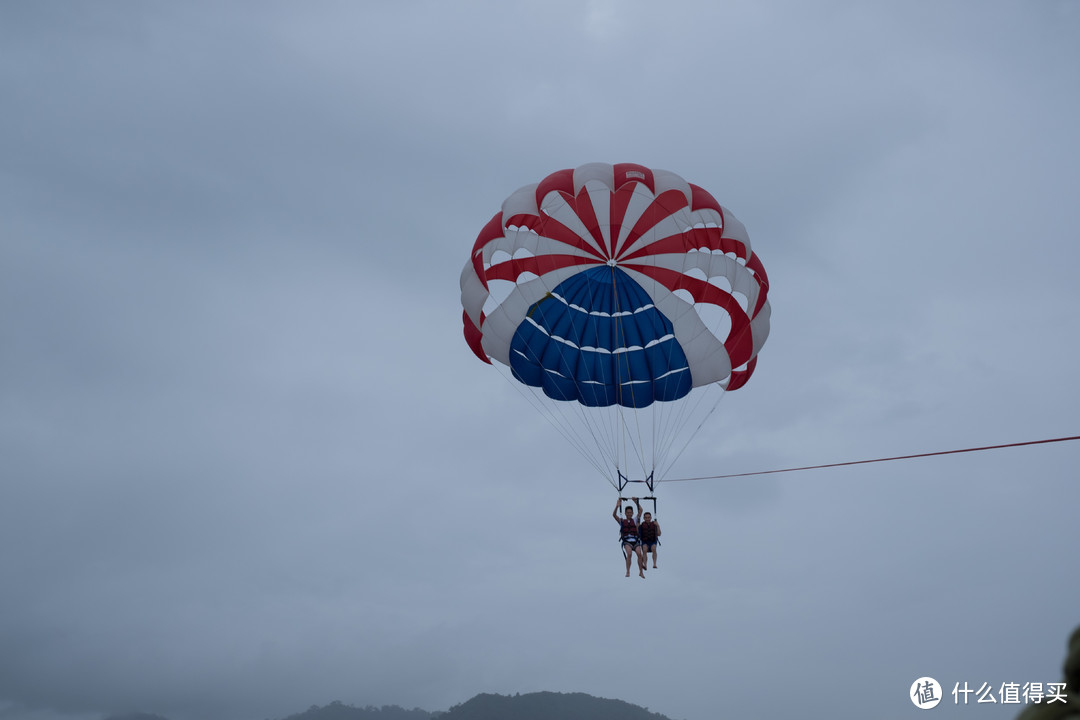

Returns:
639,571,645,578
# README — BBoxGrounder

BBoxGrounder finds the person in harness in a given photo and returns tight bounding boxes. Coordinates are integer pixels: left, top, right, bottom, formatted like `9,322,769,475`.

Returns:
613,496,645,578
638,510,661,569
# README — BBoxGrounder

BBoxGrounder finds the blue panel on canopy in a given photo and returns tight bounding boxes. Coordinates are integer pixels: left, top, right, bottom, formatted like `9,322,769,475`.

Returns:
509,266,691,408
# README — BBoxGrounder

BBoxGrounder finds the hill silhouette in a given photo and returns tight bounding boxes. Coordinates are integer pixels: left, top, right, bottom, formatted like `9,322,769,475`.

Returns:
277,692,674,720
278,700,437,720
442,692,673,720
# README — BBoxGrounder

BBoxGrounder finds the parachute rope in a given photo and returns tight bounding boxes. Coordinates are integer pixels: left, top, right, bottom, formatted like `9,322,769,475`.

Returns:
491,362,615,484
654,383,725,480
663,434,1080,482
609,263,651,483
650,271,763,480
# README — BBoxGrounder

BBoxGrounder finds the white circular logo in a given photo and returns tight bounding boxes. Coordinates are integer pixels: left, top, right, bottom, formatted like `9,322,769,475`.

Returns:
911,677,942,709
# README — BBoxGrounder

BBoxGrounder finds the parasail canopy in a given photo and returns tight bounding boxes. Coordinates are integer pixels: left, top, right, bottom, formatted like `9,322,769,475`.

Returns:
461,162,771,491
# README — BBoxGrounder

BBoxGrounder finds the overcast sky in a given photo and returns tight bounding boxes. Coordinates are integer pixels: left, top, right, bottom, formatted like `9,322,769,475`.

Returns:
2,2,1078,720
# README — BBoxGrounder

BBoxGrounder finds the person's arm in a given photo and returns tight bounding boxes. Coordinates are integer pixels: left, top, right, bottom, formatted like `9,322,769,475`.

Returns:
655,521,661,537
633,497,643,521
613,497,622,522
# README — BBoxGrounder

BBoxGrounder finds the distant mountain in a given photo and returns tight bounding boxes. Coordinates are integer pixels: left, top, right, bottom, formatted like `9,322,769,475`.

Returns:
441,692,675,720
277,701,438,720
277,692,674,720
98,691,676,720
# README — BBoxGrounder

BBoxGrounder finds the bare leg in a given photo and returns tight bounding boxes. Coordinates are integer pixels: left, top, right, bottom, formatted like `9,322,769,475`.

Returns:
637,547,646,578
623,545,632,577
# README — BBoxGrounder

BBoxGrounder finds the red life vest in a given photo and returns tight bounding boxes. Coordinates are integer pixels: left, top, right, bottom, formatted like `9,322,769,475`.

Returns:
619,517,639,541
639,520,658,543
